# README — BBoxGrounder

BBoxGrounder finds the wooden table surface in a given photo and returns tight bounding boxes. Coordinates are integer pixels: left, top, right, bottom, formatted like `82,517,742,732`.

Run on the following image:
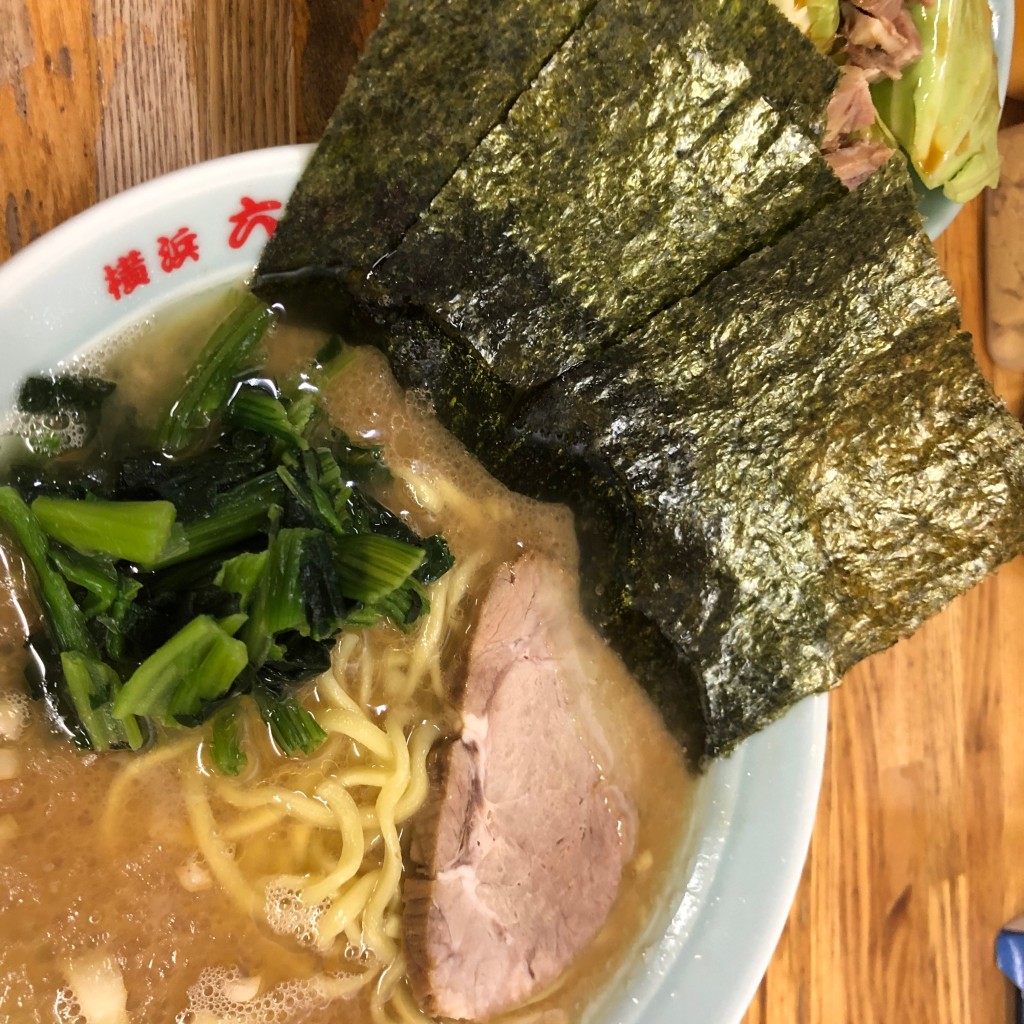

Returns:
2,2,1023,1021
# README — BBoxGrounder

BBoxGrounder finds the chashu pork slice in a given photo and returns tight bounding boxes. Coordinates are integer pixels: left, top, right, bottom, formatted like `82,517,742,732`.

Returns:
403,555,634,1020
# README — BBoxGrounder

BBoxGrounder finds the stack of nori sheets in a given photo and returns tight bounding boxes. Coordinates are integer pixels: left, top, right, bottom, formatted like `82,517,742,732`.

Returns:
512,163,1024,754
257,0,601,302
363,0,842,386
255,0,1024,761
255,0,841,381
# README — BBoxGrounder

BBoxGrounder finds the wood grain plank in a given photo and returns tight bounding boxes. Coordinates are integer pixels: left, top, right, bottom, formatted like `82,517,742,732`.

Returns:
297,0,385,139
95,0,299,199
0,0,106,259
193,0,299,156
0,0,305,256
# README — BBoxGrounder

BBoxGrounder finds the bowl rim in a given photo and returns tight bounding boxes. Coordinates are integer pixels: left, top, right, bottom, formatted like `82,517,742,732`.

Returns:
0,142,830,1024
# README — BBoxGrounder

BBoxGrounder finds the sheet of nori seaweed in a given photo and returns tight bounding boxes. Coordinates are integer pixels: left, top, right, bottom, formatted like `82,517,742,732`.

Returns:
706,0,837,131
248,0,1024,760
511,161,1024,757
366,0,844,389
253,0,596,302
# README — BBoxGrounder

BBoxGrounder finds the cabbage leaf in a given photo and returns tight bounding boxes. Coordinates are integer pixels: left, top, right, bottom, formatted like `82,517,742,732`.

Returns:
768,0,839,53
873,0,1001,202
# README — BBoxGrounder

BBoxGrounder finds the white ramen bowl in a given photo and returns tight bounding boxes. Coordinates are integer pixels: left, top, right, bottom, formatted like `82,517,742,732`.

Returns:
0,0,1013,1005
0,145,835,1024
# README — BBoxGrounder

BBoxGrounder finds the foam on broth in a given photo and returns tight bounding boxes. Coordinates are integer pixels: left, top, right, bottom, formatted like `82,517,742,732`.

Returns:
0,290,694,1023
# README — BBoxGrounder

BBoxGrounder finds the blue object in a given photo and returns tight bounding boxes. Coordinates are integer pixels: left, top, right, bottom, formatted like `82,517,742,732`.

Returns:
996,917,1024,1023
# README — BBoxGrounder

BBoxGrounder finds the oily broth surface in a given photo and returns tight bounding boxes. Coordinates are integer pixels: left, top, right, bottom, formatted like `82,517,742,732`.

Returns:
0,688,328,1020
0,294,694,1023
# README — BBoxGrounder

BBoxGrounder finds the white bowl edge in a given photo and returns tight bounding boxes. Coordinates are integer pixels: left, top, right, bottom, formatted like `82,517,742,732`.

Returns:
0,144,830,1024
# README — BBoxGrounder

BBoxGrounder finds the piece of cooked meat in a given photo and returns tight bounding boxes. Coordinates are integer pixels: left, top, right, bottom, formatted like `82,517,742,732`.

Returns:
823,67,879,148
825,139,896,189
403,555,634,1021
841,0,922,80
822,67,895,190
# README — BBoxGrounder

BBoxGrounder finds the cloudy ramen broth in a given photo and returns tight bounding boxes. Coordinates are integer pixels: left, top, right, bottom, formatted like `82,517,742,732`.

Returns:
0,288,693,1024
